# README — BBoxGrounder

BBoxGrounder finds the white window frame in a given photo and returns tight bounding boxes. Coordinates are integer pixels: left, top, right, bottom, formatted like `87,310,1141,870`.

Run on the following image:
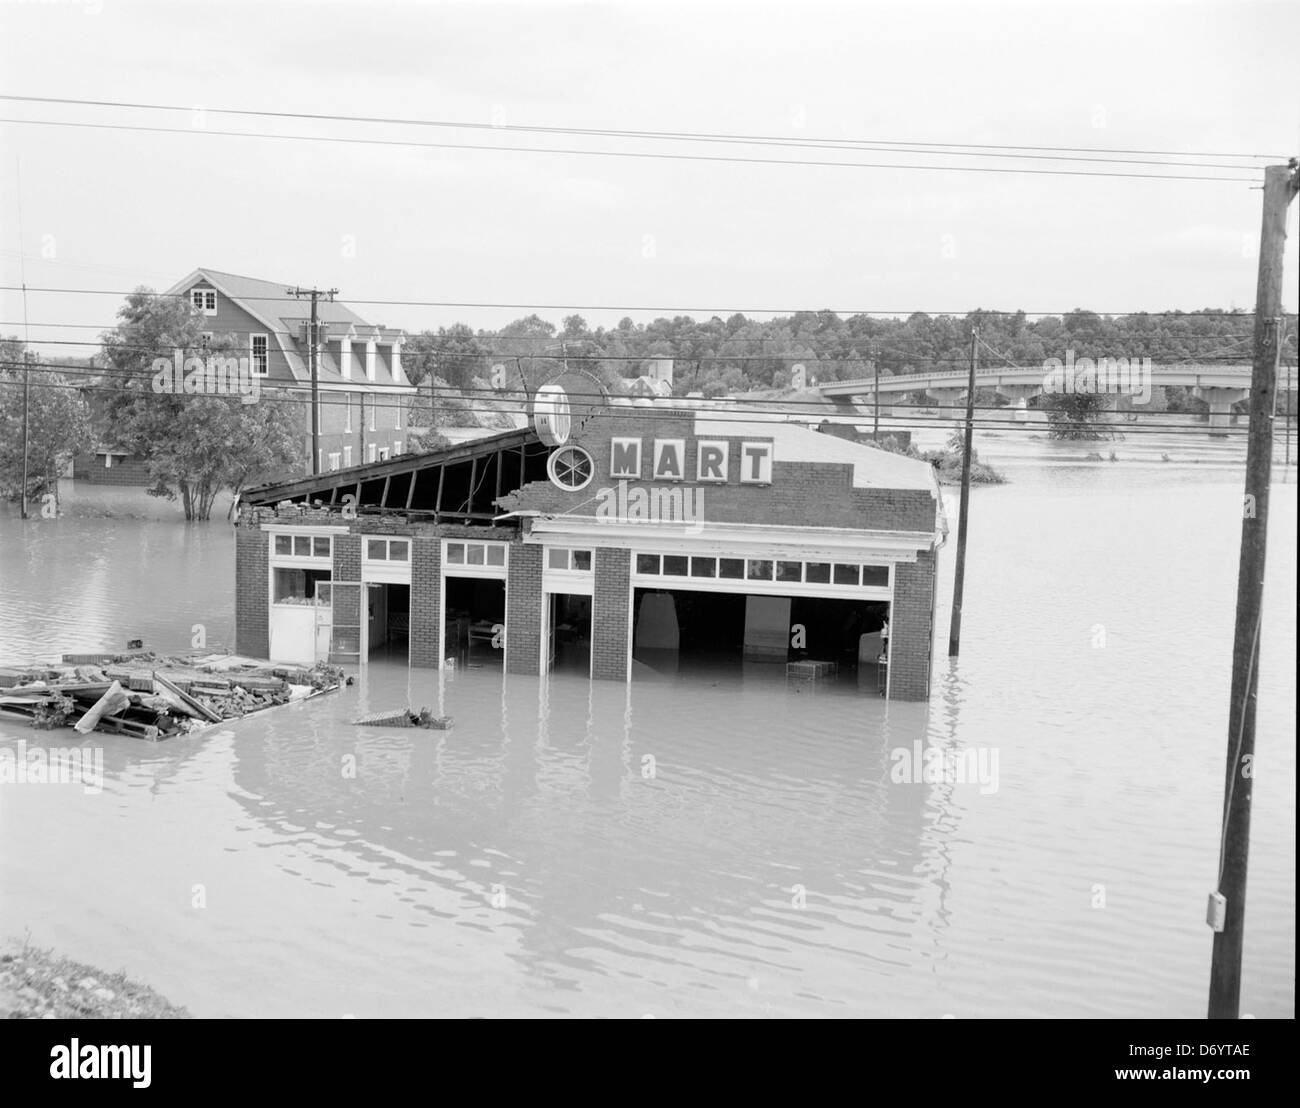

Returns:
362,536,411,584
191,288,217,315
343,445,353,467
329,452,341,471
369,402,377,432
378,447,390,462
368,442,377,463
442,539,509,579
250,333,269,377
393,439,402,457
542,546,595,596
344,396,352,434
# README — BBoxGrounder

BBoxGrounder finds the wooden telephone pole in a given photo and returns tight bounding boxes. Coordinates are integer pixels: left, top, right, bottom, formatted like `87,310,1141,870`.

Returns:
947,326,978,656
287,286,338,475
1207,159,1299,1019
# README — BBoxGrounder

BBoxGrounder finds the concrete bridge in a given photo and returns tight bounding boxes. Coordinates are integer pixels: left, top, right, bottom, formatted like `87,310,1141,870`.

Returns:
819,362,1296,434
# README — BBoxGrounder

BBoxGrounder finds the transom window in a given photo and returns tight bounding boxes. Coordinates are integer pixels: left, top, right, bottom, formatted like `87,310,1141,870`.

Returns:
445,541,507,568
635,553,889,589
365,538,409,562
546,547,593,572
273,534,332,560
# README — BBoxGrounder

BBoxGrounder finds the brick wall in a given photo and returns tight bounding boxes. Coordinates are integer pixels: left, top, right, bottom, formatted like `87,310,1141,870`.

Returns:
592,548,631,680
331,535,363,658
888,550,936,701
410,537,441,668
505,541,543,676
234,526,269,657
72,453,153,486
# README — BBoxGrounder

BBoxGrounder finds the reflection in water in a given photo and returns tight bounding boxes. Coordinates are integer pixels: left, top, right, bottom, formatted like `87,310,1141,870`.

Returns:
0,465,1294,1018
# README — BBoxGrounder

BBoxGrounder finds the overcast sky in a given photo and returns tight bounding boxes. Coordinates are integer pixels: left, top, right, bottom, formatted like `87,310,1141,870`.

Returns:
1,0,1297,351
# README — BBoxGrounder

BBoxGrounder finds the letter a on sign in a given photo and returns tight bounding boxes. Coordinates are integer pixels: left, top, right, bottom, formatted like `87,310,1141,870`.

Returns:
654,440,685,481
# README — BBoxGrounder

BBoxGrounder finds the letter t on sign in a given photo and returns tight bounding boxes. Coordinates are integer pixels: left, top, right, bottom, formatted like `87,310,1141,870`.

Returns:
740,442,772,484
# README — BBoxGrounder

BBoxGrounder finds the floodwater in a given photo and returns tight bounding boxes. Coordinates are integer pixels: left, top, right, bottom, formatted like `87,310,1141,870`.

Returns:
0,437,1294,1018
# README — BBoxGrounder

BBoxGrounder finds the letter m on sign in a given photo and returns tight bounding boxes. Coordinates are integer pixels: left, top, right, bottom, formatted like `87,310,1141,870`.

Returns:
611,437,641,479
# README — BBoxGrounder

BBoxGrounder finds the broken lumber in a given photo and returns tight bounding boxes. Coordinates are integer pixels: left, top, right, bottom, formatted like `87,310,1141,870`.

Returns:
153,673,223,723
74,680,131,734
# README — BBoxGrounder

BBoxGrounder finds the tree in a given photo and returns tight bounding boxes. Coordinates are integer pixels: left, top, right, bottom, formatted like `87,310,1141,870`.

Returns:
99,290,302,521
0,338,94,509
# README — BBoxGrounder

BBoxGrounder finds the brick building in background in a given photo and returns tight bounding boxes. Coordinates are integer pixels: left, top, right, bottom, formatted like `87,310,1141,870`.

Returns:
78,267,416,482
234,396,947,700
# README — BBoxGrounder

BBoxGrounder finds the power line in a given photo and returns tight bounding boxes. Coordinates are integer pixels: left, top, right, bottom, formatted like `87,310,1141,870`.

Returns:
0,94,1284,162
0,286,1287,318
0,117,1259,183
1,360,1283,438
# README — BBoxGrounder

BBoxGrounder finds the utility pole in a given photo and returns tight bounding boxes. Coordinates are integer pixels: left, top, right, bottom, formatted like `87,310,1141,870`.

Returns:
1208,160,1299,1020
287,286,337,475
947,326,978,657
872,347,881,438
20,349,31,519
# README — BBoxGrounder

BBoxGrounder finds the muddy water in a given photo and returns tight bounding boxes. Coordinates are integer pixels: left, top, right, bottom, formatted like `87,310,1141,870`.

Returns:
0,458,1294,1018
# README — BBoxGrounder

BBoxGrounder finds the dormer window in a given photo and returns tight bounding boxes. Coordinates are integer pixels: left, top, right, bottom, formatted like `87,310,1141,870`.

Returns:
191,288,217,316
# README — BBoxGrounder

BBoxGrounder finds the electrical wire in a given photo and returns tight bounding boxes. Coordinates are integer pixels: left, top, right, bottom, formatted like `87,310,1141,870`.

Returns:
0,117,1260,183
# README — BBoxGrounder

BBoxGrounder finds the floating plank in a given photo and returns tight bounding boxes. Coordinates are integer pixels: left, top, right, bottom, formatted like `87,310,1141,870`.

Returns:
91,715,161,741
352,707,454,730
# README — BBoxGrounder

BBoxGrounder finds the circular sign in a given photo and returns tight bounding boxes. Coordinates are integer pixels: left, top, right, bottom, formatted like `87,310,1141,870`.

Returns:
533,384,571,446
547,445,594,491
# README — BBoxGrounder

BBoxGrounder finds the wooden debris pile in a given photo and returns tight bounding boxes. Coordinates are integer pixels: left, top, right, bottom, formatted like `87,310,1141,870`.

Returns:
0,653,346,741
352,707,454,730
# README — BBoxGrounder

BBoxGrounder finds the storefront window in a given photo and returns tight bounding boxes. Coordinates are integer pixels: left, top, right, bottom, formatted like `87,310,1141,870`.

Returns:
862,565,889,587
776,561,802,583
718,558,744,579
447,543,465,565
805,562,831,584
636,554,660,574
663,555,689,576
747,559,774,581
274,567,331,605
571,550,591,571
690,557,716,577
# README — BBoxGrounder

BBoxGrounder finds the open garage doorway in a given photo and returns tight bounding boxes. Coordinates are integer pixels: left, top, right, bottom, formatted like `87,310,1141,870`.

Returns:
632,587,890,690
444,576,506,670
365,583,410,662
545,592,591,675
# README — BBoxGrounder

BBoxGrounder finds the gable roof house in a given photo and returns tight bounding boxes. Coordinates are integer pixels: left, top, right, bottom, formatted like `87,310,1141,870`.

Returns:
165,268,417,477
77,268,417,486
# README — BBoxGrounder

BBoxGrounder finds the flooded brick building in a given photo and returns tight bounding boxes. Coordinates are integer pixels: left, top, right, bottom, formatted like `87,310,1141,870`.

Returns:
235,398,947,699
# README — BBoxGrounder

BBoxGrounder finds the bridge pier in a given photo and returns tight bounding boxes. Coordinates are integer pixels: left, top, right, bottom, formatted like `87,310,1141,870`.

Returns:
996,383,1041,422
926,387,966,419
1194,386,1249,437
